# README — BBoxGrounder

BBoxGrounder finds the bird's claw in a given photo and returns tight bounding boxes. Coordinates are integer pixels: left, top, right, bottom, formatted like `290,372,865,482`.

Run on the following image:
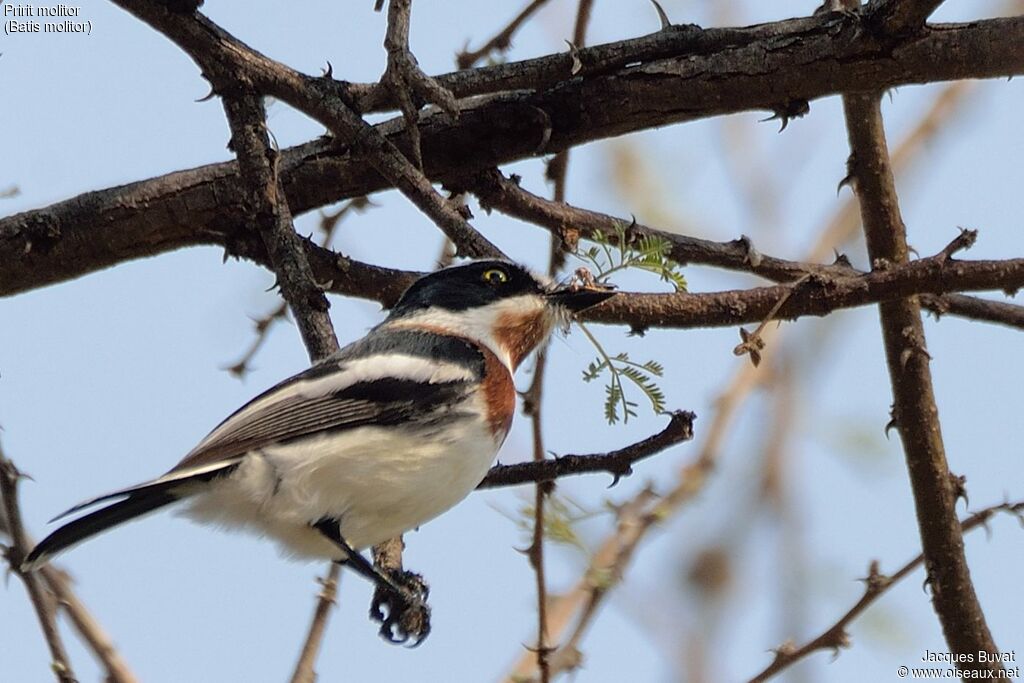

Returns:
370,570,431,646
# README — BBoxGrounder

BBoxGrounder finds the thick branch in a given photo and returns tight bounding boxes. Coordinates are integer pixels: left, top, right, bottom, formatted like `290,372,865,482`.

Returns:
843,93,1000,671
478,410,695,489
470,169,1024,330
110,0,502,260
582,250,1024,329
4,15,1023,296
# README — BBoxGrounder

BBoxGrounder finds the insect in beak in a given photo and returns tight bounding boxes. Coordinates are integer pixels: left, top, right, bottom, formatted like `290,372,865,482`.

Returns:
545,282,617,313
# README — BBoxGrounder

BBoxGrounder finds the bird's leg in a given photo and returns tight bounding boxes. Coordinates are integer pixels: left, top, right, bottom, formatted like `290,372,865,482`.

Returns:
312,518,431,645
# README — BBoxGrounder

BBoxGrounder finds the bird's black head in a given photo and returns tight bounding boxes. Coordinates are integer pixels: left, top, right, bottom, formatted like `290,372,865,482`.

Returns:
388,260,547,317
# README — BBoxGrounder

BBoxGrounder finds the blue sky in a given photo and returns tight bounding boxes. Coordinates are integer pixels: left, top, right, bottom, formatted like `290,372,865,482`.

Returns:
2,1,1022,682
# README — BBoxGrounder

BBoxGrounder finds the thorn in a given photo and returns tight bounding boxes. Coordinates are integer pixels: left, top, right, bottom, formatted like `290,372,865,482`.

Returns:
859,559,891,592
828,630,851,659
565,40,583,76
770,640,798,661
195,85,217,103
737,234,762,267
606,467,633,488
921,566,935,595
650,0,671,29
949,472,969,509
884,405,898,438
832,250,852,268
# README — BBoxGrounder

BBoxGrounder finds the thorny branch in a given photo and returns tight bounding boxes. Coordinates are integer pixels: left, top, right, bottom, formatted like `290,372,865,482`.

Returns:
469,168,1024,331
478,411,696,490
221,92,339,361
110,0,503,261
380,0,459,169
866,0,948,36
4,3,1019,679
504,134,912,679
225,197,371,379
843,91,1001,673
288,565,341,683
0,447,77,683
456,0,553,68
4,15,1024,296
33,563,139,683
219,73,351,673
517,5,596,679
748,500,1024,682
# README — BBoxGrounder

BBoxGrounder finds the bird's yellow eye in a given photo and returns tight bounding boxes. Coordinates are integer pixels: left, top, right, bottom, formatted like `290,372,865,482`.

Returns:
482,268,509,285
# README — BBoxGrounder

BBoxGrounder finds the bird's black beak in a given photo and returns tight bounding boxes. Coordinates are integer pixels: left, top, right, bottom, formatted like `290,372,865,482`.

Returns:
545,286,617,313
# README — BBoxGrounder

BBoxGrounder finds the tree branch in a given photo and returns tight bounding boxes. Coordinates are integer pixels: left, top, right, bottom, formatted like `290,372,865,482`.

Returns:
110,0,503,260
351,12,1019,115
866,0,948,36
4,14,1023,296
288,565,341,683
456,0,553,69
582,247,1024,329
0,447,77,683
380,0,459,169
478,410,695,489
220,91,340,361
842,92,1001,673
469,168,1024,331
748,500,1024,682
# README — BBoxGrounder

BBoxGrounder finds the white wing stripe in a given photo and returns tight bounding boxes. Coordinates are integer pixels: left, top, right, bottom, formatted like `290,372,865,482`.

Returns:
193,354,475,451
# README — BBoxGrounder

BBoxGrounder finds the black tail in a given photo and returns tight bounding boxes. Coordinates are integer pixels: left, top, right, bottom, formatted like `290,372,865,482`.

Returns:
22,489,180,571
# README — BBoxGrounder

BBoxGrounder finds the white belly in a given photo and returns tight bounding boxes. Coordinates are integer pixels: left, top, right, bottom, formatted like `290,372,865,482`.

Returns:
182,418,502,559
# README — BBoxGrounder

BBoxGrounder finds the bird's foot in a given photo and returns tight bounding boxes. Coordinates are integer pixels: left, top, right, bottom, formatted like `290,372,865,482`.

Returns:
370,569,431,646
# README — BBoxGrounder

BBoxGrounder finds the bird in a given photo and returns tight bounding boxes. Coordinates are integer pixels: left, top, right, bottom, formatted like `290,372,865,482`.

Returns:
22,259,614,639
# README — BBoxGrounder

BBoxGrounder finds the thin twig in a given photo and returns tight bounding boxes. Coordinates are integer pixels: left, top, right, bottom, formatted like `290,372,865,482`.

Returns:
289,564,341,683
478,411,695,489
220,91,339,361
748,500,1024,682
224,197,371,379
842,91,1002,673
36,564,139,683
456,0,553,69
0,446,78,683
733,274,812,367
381,0,459,169
520,6,597,675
